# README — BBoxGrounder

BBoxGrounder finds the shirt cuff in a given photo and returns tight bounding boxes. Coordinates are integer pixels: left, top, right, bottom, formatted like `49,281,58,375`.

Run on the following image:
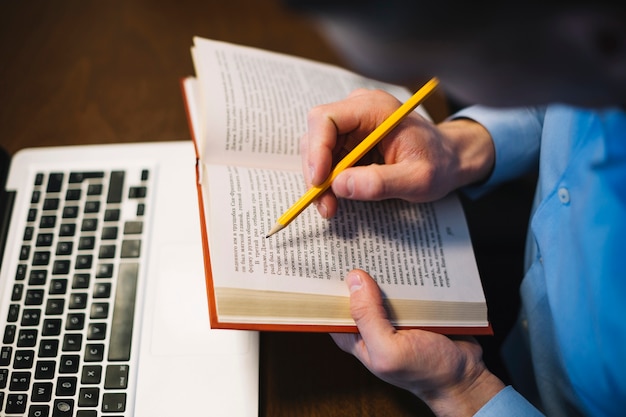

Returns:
449,106,543,198
474,385,544,417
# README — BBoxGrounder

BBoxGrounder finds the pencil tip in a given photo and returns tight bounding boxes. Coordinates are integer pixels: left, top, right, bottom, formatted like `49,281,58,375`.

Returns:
266,223,285,238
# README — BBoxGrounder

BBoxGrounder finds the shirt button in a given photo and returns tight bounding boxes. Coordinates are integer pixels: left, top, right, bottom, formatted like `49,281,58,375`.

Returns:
558,187,570,204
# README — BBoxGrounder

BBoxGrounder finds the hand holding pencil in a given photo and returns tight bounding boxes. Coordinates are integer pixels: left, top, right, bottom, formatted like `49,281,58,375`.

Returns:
267,77,439,237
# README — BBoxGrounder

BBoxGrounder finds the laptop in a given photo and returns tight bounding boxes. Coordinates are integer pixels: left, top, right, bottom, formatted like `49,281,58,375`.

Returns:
0,140,259,416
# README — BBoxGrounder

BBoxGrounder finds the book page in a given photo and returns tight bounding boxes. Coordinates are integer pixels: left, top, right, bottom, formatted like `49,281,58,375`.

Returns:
191,37,427,170
203,164,484,304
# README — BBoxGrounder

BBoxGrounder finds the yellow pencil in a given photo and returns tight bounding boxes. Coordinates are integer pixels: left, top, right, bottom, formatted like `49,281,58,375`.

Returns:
266,77,439,237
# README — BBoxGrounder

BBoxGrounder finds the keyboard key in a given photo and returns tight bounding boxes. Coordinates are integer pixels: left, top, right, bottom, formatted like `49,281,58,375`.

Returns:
78,387,100,407
5,393,28,414
59,355,80,373
69,172,104,183
84,344,105,362
3,325,17,344
32,251,51,265
7,304,20,322
36,233,53,247
81,218,98,232
56,377,77,396
38,340,59,358
39,215,56,229
102,392,126,413
62,206,79,218
0,346,12,365
31,382,53,402
75,255,93,269
106,171,125,203
41,319,62,336
103,208,120,222
52,398,74,417
9,371,31,391
0,368,8,388
21,309,41,326
66,314,85,331
65,188,82,200
93,283,111,299
45,299,65,315
128,186,146,198
17,329,37,347
101,226,118,240
52,260,71,275
29,270,47,286
81,365,102,384
46,173,64,193
84,201,100,213
13,349,35,369
95,264,113,278
15,264,27,281
78,236,96,250
72,274,90,289
34,173,44,185
31,190,41,204
19,245,30,260
87,323,107,340
43,198,60,211
27,208,37,222
98,245,116,259
104,364,129,389
108,263,138,361
25,289,44,305
69,294,88,309
59,223,76,236
123,221,143,235
56,241,73,255
120,240,141,258
35,360,56,379
90,303,109,319
11,283,24,301
49,279,68,295
87,184,103,196
23,226,34,241
62,334,82,352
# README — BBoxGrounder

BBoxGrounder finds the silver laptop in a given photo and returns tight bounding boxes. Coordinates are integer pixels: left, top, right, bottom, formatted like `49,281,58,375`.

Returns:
0,140,259,416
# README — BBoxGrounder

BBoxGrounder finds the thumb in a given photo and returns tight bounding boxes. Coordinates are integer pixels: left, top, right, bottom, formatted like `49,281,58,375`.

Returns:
346,270,397,344
332,164,419,201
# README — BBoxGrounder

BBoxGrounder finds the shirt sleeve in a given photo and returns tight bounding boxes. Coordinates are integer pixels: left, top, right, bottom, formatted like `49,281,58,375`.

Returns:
449,105,545,197
474,386,545,417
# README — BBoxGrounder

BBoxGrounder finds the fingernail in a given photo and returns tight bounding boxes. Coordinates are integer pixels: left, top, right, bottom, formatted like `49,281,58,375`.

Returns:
318,202,328,218
346,271,363,293
345,175,354,197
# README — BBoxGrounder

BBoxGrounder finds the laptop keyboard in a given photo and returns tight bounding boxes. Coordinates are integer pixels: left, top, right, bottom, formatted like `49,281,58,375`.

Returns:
1,168,150,416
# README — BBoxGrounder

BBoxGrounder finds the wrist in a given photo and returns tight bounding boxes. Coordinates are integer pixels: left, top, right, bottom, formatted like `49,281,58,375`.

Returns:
438,119,495,188
422,368,506,417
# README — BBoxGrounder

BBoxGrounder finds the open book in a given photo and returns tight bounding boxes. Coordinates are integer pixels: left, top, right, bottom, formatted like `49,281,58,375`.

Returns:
182,37,491,334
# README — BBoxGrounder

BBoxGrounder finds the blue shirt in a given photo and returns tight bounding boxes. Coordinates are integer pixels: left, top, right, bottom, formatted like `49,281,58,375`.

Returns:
453,105,626,416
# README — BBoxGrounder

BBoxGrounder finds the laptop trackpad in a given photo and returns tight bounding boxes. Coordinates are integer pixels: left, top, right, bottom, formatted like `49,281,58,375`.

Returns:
149,243,252,356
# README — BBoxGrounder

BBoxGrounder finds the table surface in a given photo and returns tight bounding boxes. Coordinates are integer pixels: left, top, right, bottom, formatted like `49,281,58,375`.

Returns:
1,1,447,415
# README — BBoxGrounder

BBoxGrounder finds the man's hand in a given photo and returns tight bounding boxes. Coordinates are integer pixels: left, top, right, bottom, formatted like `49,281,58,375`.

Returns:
300,89,494,218
331,269,505,417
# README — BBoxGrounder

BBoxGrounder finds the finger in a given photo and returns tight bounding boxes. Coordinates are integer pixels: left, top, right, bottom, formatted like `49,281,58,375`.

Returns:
345,270,398,357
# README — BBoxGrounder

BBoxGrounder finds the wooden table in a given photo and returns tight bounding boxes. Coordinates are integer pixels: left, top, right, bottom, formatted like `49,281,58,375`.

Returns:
1,1,446,415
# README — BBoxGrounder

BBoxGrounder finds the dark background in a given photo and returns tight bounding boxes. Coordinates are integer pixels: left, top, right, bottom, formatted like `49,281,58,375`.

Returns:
1,1,531,415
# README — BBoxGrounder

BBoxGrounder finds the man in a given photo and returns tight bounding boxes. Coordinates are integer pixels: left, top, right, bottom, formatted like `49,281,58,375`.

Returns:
286,1,626,416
